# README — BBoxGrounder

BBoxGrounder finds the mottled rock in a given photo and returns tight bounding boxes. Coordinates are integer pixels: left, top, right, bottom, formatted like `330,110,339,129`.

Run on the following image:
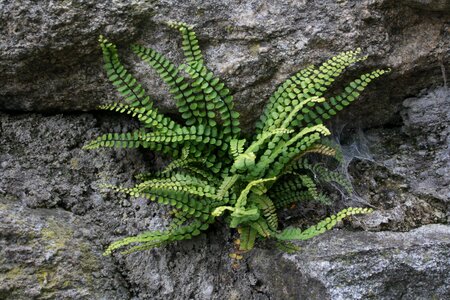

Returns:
342,87,449,230
1,88,450,298
0,197,129,300
0,0,155,111
1,0,448,131
401,87,450,201
402,0,450,11
250,224,450,300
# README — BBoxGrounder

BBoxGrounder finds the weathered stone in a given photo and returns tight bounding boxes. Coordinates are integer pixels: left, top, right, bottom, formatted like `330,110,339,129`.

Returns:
402,0,450,11
0,0,156,111
0,196,130,300
344,87,449,231
1,0,448,130
1,1,450,299
1,93,449,298
250,224,450,300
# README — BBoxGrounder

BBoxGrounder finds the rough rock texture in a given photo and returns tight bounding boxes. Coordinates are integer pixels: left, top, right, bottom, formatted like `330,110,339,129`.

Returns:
342,87,450,231
404,0,450,11
1,0,449,129
1,0,449,299
251,224,450,300
0,0,155,111
0,198,130,299
1,86,449,299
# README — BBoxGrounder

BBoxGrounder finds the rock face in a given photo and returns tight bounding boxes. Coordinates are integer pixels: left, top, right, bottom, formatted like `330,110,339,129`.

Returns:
346,87,449,232
0,0,449,299
1,87,449,299
0,0,155,111
0,198,130,299
1,0,448,128
251,224,450,300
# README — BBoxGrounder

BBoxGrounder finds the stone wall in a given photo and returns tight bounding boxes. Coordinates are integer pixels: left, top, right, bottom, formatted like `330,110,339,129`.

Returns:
1,0,449,299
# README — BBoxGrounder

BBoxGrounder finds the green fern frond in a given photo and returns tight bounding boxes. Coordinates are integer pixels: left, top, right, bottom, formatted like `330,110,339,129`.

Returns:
183,165,223,186
104,219,211,255
269,172,330,206
256,124,331,178
238,226,258,251
249,218,272,238
275,207,373,241
134,175,222,202
245,128,294,155
252,195,278,230
162,157,206,174
230,139,246,158
119,240,167,255
255,65,316,133
270,175,307,195
132,44,206,126
302,68,391,126
142,126,226,149
299,143,338,160
272,190,312,209
99,102,146,119
286,157,352,194
104,183,212,218
98,35,178,132
182,62,241,140
298,174,320,201
82,130,146,150
256,49,366,134
275,240,300,253
235,177,277,208
313,165,353,194
168,21,204,65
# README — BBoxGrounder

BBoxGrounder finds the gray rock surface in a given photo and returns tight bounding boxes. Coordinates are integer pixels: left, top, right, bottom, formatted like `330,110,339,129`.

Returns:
1,0,448,130
403,0,450,11
0,197,130,299
0,0,155,111
1,87,449,299
347,87,449,231
251,224,450,300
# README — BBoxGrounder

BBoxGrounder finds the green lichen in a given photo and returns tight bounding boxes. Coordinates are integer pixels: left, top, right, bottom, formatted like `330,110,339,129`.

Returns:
2,267,23,280
249,42,261,56
40,219,73,252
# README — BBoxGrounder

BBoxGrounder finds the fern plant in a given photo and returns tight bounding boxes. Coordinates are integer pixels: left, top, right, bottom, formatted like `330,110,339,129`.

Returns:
84,21,389,256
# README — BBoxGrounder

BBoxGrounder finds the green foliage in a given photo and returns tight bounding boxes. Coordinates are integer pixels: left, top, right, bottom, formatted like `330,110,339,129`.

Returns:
84,22,389,256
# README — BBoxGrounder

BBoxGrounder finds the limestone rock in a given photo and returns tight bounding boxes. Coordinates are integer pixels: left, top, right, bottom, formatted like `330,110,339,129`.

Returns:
0,0,156,111
402,0,450,11
0,198,130,299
